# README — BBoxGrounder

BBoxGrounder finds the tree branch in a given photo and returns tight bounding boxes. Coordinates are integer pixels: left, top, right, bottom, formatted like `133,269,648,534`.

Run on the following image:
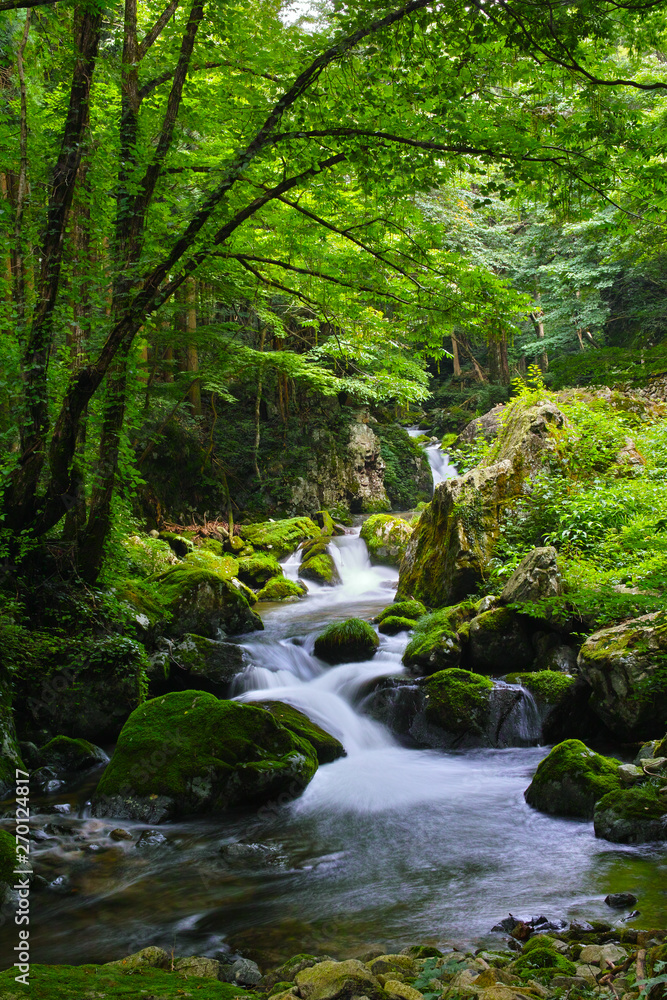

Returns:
138,0,180,59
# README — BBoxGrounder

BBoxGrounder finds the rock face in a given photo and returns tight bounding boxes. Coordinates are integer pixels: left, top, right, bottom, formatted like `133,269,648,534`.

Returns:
147,634,246,698
360,514,413,568
577,612,667,739
524,739,622,819
91,691,318,822
156,565,264,639
499,547,562,607
313,618,379,664
398,400,564,607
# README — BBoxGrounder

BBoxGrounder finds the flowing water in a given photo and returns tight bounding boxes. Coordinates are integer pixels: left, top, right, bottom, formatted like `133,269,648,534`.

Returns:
406,426,457,488
2,529,666,968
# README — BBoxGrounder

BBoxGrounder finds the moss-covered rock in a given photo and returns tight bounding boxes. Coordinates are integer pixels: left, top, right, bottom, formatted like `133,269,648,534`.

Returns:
360,514,413,568
402,603,477,676
147,634,246,698
577,611,667,739
468,607,533,674
299,550,341,587
375,421,433,509
505,670,576,703
184,548,240,578
122,534,179,575
502,670,594,742
155,565,263,639
39,735,107,772
158,530,195,557
91,691,318,822
423,669,494,739
315,510,336,535
257,577,308,602
374,600,427,624
314,618,379,664
256,701,346,763
294,959,385,1000
237,553,284,588
594,784,667,843
240,517,320,558
0,826,16,889
378,616,416,635
524,739,622,819
511,948,577,980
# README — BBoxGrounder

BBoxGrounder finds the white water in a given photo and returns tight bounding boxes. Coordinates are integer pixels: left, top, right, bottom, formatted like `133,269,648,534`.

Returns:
406,425,458,487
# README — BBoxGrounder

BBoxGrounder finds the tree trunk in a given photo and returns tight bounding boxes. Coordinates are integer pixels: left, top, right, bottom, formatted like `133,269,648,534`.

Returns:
451,335,461,377
184,277,201,415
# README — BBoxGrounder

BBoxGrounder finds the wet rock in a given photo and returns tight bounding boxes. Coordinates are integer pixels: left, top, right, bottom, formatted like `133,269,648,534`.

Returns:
594,784,667,843
577,611,667,739
174,956,221,978
104,945,170,969
618,764,644,785
502,671,596,744
240,517,321,559
378,616,415,635
263,954,329,989
383,981,424,1000
524,739,622,819
147,633,246,698
468,608,534,674
374,600,426,625
135,830,169,849
91,691,318,822
295,959,385,1000
155,565,263,639
257,577,308,602
109,828,133,842
360,515,413,568
237,552,284,588
314,619,379,664
255,701,346,764
367,955,419,978
299,543,342,587
219,842,282,865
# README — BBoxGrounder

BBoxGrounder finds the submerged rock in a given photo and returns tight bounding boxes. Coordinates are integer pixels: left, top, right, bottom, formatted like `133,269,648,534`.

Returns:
524,739,622,819
360,514,413,568
577,611,667,739
314,618,379,664
91,691,318,821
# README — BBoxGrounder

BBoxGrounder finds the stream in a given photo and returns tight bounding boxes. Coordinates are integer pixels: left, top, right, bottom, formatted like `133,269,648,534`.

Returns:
1,448,666,969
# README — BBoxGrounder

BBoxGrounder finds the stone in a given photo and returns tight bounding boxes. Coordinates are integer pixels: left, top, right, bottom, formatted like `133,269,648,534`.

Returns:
109,828,133,841
237,552,284,587
38,736,108,773
402,602,477,676
605,892,638,909
374,601,426,625
577,611,667,739
524,739,622,819
550,976,588,990
299,546,342,587
239,517,321,558
155,565,263,639
367,956,418,977
294,959,385,1000
173,956,221,978
229,958,263,986
456,404,505,445
378,616,416,635
594,784,667,843
468,608,533,674
257,577,308,602
360,515,413,568
90,691,318,822
314,619,379,664
255,701,346,763
499,547,562,608
383,982,424,1000
617,764,644,785
147,634,246,698
104,946,169,969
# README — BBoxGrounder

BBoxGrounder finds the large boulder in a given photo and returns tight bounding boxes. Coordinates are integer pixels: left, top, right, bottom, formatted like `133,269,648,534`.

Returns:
418,669,528,749
524,739,622,819
360,514,413,568
503,671,597,743
314,619,379,664
397,399,564,607
402,603,477,676
456,404,505,445
577,612,667,739
147,634,246,697
499,546,562,607
37,735,108,773
255,701,346,763
468,607,534,674
299,540,341,587
91,691,318,822
155,565,263,639
594,785,667,843
239,517,320,558
294,959,385,1000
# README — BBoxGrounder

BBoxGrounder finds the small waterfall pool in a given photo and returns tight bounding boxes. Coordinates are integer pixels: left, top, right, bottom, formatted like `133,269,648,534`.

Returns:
2,530,665,968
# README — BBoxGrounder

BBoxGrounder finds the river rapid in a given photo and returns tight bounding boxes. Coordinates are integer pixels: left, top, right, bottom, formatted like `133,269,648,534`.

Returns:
1,446,666,968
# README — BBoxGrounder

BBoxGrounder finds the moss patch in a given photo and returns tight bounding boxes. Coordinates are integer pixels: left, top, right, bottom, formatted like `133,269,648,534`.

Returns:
505,671,577,703
184,548,240,578
594,783,667,843
375,600,427,624
256,701,346,763
360,514,413,568
39,735,106,771
0,964,252,999
0,827,16,885
378,616,416,635
511,948,577,980
314,618,379,664
240,517,320,558
423,668,494,735
256,577,308,601
403,602,477,675
525,739,622,819
299,551,341,586
153,564,262,638
237,553,284,588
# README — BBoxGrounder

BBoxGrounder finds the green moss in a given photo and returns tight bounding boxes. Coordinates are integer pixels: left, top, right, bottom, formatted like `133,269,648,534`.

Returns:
151,564,262,638
512,948,577,979
200,538,226,557
237,552,284,588
315,510,336,535
375,600,427,624
360,514,413,568
257,701,346,763
38,735,105,770
403,602,477,672
595,783,665,822
299,552,340,586
0,964,252,999
184,548,240,578
240,517,320,558
378,615,416,635
474,607,515,633
525,739,622,819
269,982,295,996
505,671,576,702
117,577,168,627
424,668,493,734
94,691,318,815
300,537,331,559
121,534,178,576
158,531,195,556
314,618,379,664
0,827,15,885
522,936,556,954
256,577,308,601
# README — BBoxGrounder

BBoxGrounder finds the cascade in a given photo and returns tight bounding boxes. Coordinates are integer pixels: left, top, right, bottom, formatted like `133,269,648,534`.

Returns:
406,425,457,488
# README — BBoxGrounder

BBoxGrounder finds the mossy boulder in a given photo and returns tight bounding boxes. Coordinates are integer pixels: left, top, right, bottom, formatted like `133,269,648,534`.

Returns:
256,701,346,763
240,517,320,559
155,565,263,639
38,735,107,773
402,603,477,676
294,959,385,1000
511,948,577,980
503,670,594,742
378,616,416,635
468,607,533,674
314,618,379,664
147,634,246,698
374,600,427,624
0,826,16,894
524,739,622,819
257,577,308,602
159,531,194,557
122,534,179,575
237,553,284,588
299,549,341,587
594,784,667,843
423,669,494,741
91,691,318,822
360,514,413,568
184,547,240,578
499,546,562,608
577,611,667,739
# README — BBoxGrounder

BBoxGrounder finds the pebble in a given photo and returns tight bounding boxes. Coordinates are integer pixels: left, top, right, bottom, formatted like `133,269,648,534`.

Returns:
109,828,133,841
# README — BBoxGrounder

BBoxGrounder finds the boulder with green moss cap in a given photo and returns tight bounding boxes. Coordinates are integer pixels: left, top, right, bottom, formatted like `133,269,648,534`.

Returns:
314,619,379,664
155,564,263,639
378,616,416,635
468,607,533,674
240,517,320,558
256,701,345,763
294,959,385,1000
147,634,246,698
577,612,667,739
594,784,667,843
360,514,413,568
257,577,308,602
503,670,595,742
402,603,477,676
374,600,426,625
299,545,341,587
237,553,284,589
525,739,622,819
91,691,318,822
38,735,108,772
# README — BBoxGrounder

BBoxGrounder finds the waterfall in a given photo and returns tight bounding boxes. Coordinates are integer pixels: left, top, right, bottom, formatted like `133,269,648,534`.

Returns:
406,426,457,489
